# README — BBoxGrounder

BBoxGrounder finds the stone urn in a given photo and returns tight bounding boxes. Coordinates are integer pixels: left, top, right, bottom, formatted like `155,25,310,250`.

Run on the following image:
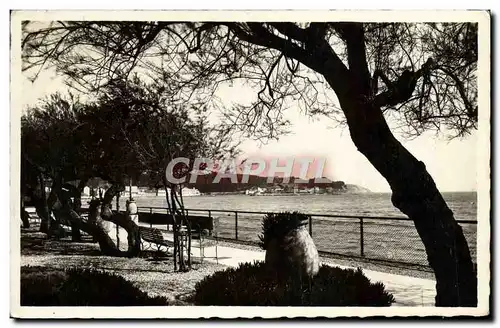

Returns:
126,199,138,224
260,212,320,278
265,226,319,278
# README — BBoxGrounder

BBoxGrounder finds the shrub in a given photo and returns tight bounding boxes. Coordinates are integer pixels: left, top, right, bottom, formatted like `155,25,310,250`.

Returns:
20,267,67,306
258,211,310,250
21,266,169,306
193,261,395,306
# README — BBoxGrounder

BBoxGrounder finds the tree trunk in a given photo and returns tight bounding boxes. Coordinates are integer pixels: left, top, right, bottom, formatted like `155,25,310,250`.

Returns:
20,198,30,228
31,193,47,231
100,183,141,257
175,186,191,270
336,94,476,306
170,186,183,270
68,179,87,242
31,174,59,235
47,178,64,238
168,188,178,271
88,199,109,242
56,182,141,257
69,221,82,241
55,199,124,256
37,174,50,233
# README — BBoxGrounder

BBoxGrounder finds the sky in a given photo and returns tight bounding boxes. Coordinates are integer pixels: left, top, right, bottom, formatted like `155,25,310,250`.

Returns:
238,111,477,192
213,82,478,193
21,68,478,193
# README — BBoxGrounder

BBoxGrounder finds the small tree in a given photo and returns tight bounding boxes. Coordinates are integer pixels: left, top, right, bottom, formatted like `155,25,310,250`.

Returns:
21,77,238,263
21,93,85,236
91,76,238,269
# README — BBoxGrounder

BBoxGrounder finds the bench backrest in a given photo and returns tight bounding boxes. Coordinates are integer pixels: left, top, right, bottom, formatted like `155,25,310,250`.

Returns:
138,212,173,225
138,212,214,231
188,215,214,231
139,227,164,242
77,208,90,214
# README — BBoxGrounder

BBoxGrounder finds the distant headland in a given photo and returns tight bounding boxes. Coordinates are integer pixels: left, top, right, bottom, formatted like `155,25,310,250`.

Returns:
181,173,372,195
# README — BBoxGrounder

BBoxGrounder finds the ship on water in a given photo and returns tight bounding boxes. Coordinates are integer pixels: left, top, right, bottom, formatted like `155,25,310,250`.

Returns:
156,187,201,197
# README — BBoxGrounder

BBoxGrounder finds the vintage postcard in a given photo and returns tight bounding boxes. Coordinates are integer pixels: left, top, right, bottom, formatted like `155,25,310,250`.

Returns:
10,9,491,318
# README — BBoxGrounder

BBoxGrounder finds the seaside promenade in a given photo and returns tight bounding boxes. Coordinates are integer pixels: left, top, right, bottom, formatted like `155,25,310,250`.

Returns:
131,225,437,307
24,207,437,307
188,244,436,307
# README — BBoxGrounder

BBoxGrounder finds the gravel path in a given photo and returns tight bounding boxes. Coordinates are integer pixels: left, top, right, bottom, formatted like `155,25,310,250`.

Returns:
20,228,228,304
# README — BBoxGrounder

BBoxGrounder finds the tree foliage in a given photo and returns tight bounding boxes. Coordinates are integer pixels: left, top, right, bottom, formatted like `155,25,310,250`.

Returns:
22,75,238,187
21,74,238,261
23,21,477,140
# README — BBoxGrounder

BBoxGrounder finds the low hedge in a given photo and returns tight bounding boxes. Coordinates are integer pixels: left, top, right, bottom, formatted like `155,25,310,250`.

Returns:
193,261,395,306
21,266,169,306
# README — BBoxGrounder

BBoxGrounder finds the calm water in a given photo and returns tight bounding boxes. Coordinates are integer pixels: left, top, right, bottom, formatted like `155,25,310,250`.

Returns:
119,192,477,267
126,192,477,221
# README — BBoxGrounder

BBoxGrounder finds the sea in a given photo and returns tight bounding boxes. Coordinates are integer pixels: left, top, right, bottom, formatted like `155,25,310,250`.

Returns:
123,192,477,221
116,192,478,268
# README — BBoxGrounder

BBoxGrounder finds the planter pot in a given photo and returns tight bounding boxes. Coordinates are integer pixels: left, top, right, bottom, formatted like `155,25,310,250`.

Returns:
265,226,319,278
126,200,138,224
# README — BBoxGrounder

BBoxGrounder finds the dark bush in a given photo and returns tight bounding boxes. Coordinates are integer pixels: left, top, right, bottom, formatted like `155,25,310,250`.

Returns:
20,267,67,306
193,261,395,306
21,266,169,306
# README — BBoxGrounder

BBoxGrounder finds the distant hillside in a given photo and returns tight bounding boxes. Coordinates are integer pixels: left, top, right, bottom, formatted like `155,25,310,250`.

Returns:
180,172,370,194
343,184,372,194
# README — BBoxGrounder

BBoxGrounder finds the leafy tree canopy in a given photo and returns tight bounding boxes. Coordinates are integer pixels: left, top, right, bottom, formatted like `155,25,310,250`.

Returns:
23,22,477,140
21,75,239,188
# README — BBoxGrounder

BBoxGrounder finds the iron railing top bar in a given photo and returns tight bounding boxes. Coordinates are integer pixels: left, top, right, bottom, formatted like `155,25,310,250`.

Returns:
136,206,477,224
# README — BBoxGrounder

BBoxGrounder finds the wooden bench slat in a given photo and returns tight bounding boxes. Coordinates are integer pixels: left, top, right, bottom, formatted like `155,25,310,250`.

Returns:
138,212,214,231
139,227,174,248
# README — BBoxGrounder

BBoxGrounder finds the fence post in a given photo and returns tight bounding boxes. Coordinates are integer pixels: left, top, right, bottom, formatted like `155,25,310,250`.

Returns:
115,196,120,248
235,211,238,240
309,216,313,237
360,217,364,257
208,210,212,237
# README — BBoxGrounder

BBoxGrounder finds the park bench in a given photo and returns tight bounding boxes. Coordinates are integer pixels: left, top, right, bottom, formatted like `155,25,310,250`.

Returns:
76,207,89,215
138,212,214,234
138,211,218,262
23,207,41,224
138,226,174,253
